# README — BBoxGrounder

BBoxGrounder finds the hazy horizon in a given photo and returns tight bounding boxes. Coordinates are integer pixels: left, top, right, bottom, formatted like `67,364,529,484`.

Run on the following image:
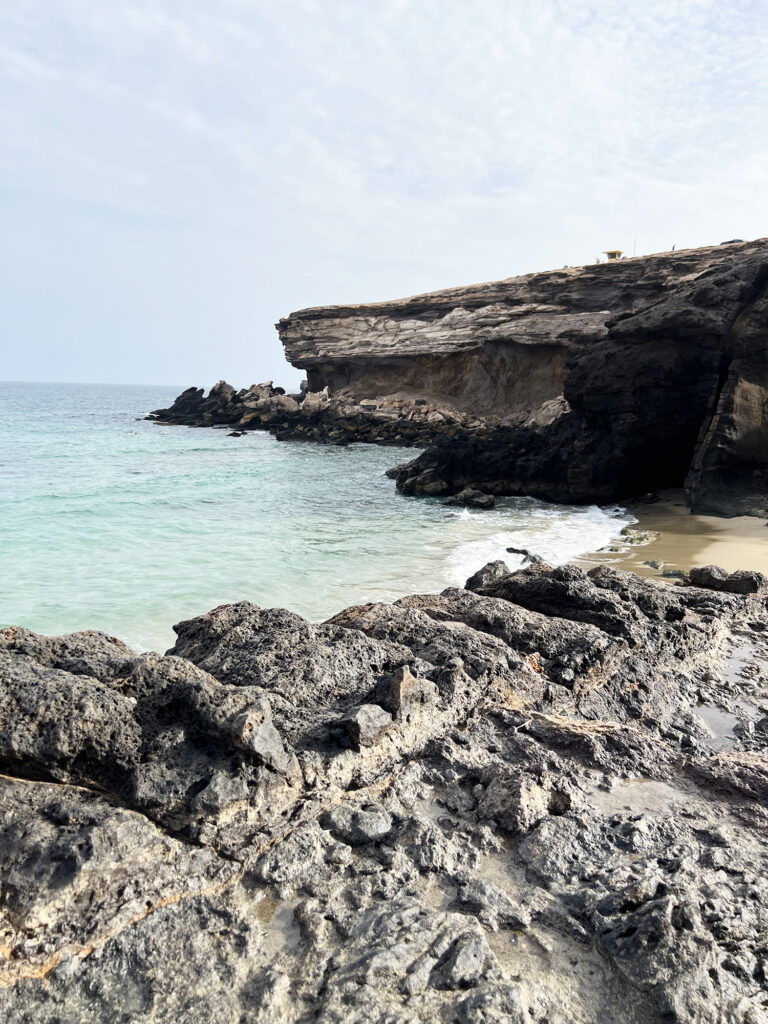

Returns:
2,1,767,389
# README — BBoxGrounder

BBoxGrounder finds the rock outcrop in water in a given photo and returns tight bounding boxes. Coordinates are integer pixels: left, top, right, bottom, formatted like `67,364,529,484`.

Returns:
148,378,473,447
2,564,768,1023
150,238,768,515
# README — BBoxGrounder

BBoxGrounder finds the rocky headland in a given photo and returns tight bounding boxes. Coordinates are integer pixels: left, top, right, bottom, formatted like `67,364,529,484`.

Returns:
150,238,768,517
2,562,768,1023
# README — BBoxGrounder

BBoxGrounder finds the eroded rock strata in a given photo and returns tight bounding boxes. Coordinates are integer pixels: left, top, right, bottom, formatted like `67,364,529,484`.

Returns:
150,239,768,514
2,564,768,1023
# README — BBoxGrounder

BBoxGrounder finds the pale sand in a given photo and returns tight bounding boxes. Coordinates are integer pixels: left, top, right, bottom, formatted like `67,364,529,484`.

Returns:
576,490,768,578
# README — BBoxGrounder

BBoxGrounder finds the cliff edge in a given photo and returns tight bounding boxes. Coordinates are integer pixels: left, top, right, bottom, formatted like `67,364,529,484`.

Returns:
277,239,768,515
150,239,768,515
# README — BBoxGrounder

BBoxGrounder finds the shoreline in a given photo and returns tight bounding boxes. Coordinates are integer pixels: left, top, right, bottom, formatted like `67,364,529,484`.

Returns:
576,489,768,578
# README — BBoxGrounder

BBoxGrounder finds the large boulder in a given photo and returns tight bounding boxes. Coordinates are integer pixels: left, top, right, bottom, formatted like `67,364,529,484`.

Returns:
688,564,768,594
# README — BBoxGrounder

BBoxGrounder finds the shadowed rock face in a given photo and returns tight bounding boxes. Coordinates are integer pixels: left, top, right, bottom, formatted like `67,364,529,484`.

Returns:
2,563,768,1022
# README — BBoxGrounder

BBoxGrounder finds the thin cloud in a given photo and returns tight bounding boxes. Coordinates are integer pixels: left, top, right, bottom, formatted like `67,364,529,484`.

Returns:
1,0,766,384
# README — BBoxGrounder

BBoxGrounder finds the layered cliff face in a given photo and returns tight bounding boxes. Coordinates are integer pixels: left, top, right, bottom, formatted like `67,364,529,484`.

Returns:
278,240,768,514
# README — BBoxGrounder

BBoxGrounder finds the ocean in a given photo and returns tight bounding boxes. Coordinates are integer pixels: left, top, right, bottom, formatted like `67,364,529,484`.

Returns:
0,381,633,652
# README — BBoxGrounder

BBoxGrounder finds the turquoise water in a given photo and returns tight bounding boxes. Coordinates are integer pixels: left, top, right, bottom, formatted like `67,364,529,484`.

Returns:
0,381,632,652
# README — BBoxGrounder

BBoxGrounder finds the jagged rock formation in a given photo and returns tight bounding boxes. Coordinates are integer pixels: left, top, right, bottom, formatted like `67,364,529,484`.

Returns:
2,564,768,1023
149,239,768,514
147,379,474,447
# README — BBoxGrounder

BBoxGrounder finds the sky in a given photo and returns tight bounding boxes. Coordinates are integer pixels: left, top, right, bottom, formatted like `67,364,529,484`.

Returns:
2,0,767,389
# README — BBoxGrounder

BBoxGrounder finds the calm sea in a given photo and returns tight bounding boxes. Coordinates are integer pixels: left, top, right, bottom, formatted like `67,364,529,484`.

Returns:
0,381,631,651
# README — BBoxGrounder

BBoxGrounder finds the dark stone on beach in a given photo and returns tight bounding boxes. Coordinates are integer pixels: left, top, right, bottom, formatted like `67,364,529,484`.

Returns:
620,526,659,545
444,487,495,509
506,546,544,565
464,560,510,590
689,564,768,594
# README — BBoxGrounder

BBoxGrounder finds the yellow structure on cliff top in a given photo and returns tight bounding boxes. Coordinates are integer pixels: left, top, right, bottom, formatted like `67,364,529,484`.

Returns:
603,249,624,261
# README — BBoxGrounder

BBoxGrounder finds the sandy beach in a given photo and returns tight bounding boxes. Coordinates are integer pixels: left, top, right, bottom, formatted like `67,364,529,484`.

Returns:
578,489,768,578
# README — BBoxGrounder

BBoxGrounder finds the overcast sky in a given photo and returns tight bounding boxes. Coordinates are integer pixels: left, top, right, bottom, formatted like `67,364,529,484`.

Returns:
2,0,767,388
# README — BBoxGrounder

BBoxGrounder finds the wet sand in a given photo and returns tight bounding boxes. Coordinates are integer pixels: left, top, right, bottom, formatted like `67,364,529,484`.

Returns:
577,490,768,578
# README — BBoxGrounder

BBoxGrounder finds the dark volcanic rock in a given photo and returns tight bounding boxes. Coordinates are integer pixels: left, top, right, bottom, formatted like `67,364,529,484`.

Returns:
444,487,496,509
464,559,510,590
688,564,768,594
148,380,244,426
506,545,544,565
148,378,459,448
336,703,393,748
2,562,768,1023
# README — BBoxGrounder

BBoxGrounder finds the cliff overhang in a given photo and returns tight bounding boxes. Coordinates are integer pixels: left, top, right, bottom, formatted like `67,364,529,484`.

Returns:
275,239,768,516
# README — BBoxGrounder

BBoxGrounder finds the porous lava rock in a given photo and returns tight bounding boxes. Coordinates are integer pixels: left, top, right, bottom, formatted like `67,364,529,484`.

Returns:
2,563,768,1022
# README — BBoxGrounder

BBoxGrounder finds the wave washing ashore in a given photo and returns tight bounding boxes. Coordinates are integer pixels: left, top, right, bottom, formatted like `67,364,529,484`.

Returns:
0,381,632,651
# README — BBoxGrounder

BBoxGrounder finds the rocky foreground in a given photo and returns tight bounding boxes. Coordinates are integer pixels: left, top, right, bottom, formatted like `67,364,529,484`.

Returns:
2,563,768,1023
150,239,768,516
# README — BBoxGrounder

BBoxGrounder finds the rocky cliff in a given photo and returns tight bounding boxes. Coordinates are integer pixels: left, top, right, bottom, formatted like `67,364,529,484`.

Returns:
2,562,768,1023
148,240,768,515
277,239,768,515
